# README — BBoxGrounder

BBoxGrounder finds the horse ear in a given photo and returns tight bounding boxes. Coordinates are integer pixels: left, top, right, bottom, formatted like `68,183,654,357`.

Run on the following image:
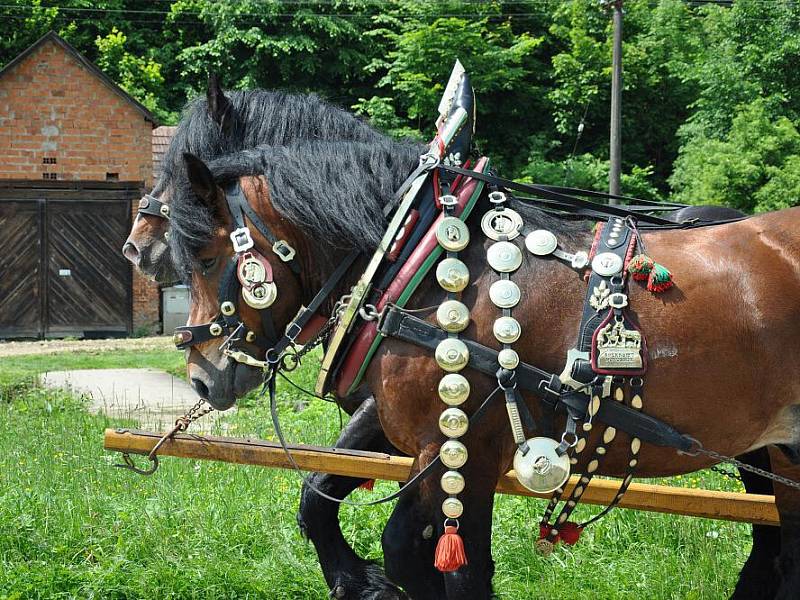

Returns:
183,153,217,211
206,73,232,133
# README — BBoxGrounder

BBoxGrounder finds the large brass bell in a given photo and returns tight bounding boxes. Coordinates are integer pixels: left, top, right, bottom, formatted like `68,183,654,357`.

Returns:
513,437,571,493
436,300,469,333
435,338,469,372
436,258,470,293
436,217,470,252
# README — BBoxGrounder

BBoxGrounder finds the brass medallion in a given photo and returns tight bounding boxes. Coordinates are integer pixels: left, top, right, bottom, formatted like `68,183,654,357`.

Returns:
436,217,470,252
438,407,469,438
480,208,523,241
524,230,558,256
440,470,466,495
440,440,468,469
438,373,470,406
498,348,520,369
435,338,469,372
436,300,470,333
595,318,643,370
488,279,521,309
442,497,464,519
486,241,523,273
243,282,277,309
493,316,521,344
436,258,470,292
238,254,268,287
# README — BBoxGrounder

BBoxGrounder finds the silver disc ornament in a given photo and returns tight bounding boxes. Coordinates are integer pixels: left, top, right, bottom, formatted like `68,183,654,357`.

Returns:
436,217,470,252
435,338,469,372
591,252,623,277
439,407,469,438
442,497,464,519
498,348,520,370
487,241,523,273
436,258,470,293
489,279,521,309
513,437,571,493
481,208,523,241
441,470,466,495
493,316,521,344
524,230,558,256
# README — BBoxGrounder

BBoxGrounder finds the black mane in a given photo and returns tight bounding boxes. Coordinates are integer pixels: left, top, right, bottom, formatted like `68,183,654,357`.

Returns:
169,138,424,278
154,89,389,196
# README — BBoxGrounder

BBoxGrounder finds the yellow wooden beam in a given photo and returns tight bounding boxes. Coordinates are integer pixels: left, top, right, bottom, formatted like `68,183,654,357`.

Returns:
104,428,779,526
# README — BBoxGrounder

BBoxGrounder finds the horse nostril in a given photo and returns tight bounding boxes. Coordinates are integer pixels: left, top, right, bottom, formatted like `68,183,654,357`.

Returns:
122,241,140,265
191,378,210,399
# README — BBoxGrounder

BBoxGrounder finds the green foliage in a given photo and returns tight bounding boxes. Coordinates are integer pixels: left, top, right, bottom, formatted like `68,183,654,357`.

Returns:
670,100,800,211
1,0,799,204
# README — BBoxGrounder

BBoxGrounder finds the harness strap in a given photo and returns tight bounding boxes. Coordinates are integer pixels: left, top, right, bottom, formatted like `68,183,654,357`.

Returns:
137,194,170,219
377,306,694,452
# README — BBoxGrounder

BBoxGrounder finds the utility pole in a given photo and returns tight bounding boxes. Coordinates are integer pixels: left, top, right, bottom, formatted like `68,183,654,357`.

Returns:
607,0,623,201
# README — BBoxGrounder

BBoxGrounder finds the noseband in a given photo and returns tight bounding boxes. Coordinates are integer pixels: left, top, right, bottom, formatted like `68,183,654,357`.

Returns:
172,182,300,362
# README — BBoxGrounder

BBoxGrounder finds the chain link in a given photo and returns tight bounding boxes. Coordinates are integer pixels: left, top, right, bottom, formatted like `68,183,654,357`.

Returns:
698,447,800,491
709,464,743,482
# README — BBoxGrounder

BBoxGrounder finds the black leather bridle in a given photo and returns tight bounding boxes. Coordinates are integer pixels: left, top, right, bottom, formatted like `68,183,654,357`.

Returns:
137,193,171,220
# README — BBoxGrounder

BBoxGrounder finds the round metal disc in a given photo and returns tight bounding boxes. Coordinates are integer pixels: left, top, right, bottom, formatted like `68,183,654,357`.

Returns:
591,252,623,276
436,217,470,252
439,407,469,438
480,209,523,241
440,440,468,469
441,470,466,495
243,282,277,309
513,437,571,493
493,316,521,344
435,338,469,372
436,300,470,333
486,241,523,273
438,373,470,406
442,497,464,519
498,348,520,370
489,279,521,309
436,258,470,293
524,230,558,256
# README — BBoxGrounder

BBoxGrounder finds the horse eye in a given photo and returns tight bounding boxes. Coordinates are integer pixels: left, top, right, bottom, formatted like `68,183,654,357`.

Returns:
200,257,218,271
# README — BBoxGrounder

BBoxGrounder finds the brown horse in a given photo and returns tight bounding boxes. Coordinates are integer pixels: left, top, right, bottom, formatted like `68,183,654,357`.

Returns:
123,75,389,283
170,142,800,599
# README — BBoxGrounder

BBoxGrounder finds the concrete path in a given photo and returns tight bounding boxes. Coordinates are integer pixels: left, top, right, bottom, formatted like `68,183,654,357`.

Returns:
1,336,172,357
40,368,231,432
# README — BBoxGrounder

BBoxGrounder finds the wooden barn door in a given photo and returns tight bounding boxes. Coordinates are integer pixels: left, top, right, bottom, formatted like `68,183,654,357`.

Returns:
0,200,44,337
0,182,137,339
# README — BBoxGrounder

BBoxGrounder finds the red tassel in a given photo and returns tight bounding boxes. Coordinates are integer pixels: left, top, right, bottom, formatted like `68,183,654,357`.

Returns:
358,479,375,491
434,525,468,572
558,522,583,545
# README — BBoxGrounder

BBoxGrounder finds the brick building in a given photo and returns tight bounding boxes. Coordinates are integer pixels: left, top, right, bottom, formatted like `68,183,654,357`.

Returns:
0,31,161,338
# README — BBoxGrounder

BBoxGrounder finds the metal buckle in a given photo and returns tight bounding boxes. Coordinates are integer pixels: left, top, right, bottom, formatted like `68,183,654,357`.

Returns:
439,194,458,207
230,227,254,252
272,240,296,262
488,191,507,205
284,321,302,343
607,292,628,309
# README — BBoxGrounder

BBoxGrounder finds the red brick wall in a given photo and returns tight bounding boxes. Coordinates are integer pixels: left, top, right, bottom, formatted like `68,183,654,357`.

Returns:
0,38,161,334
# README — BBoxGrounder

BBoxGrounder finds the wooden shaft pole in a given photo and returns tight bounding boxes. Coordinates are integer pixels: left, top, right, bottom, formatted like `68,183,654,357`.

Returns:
104,428,779,526
609,0,623,199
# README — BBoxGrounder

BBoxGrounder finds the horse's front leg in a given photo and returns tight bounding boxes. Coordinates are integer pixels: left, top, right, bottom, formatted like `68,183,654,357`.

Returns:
382,445,498,600
297,395,406,600
767,446,800,600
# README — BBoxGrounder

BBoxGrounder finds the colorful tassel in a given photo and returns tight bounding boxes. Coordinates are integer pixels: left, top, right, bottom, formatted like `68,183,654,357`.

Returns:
647,263,673,293
358,479,375,491
539,524,557,543
627,254,654,281
434,525,468,572
558,522,583,545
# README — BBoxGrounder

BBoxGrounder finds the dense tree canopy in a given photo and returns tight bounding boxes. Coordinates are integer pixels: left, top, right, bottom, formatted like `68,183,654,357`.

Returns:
1,0,798,209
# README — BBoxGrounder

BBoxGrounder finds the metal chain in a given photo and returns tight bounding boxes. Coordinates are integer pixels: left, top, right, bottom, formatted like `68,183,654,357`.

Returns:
710,464,743,482
174,398,215,431
698,447,800,491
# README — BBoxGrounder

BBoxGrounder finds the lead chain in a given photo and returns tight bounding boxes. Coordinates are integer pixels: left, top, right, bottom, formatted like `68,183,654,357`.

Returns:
434,194,471,532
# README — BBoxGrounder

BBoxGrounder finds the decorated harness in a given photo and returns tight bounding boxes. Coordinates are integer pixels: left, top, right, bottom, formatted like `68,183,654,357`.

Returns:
171,62,744,572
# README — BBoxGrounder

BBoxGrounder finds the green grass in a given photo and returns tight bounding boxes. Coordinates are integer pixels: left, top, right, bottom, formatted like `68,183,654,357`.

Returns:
0,349,752,599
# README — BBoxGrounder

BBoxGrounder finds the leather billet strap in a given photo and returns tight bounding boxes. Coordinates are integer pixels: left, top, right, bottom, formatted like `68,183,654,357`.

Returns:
137,194,170,219
377,306,694,452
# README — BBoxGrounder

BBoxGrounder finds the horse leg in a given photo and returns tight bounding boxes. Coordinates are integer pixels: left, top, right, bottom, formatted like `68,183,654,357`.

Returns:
297,395,406,600
382,447,498,600
730,448,780,599
767,446,800,599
